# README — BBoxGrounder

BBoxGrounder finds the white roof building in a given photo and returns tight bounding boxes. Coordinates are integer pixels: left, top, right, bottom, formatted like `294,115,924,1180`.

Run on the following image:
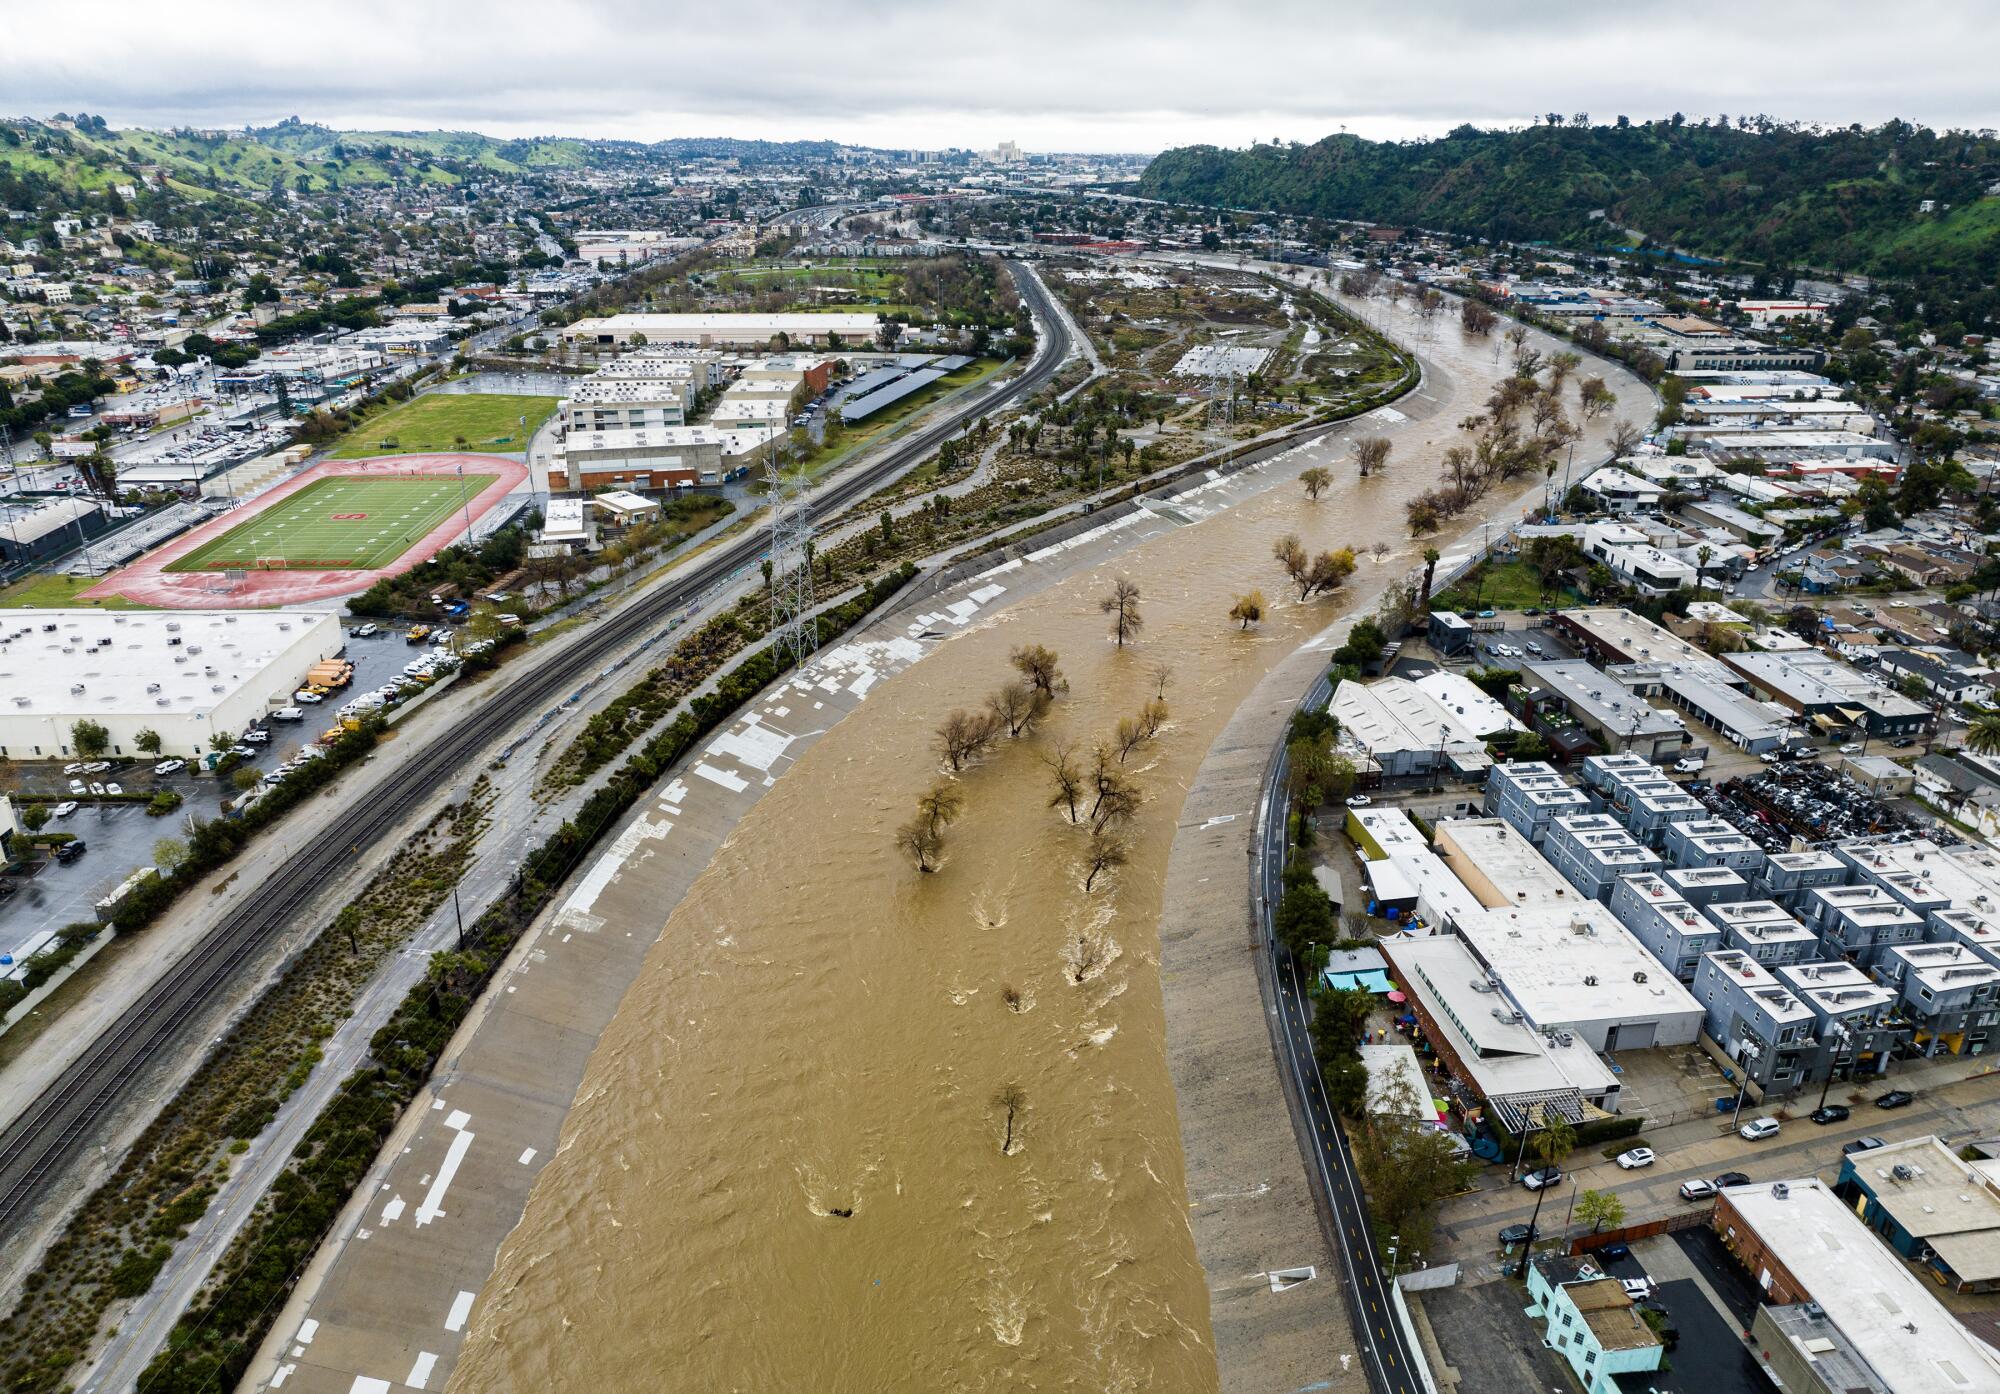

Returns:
1721,1179,2000,1394
0,609,343,759
562,313,880,347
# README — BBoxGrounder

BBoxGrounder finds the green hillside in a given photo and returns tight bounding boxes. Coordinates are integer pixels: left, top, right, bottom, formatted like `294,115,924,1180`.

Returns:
1138,119,2000,280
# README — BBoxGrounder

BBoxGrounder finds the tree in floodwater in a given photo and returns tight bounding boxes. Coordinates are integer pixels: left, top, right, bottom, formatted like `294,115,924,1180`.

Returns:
1044,741,1084,822
1299,465,1332,500
1083,827,1127,891
1275,534,1358,601
1230,590,1265,629
1100,577,1143,648
987,682,1048,738
1353,437,1392,477
935,709,1001,771
897,779,965,873
1087,744,1140,829
1010,643,1069,699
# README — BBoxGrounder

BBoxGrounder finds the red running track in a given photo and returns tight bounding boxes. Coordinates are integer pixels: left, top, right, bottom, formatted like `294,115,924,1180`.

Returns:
86,453,530,609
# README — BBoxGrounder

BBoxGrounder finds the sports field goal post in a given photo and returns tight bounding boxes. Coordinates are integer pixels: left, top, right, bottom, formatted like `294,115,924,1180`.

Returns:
255,557,290,572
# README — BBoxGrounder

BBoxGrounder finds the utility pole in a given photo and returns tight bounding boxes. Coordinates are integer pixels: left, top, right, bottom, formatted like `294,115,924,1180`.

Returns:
451,882,466,951
766,439,818,671
1816,1021,1852,1110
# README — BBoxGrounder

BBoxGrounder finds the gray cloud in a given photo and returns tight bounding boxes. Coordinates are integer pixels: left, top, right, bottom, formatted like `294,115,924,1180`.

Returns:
6,0,1997,153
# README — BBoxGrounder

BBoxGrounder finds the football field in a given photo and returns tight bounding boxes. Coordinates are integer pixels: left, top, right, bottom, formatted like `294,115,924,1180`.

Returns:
164,473,498,572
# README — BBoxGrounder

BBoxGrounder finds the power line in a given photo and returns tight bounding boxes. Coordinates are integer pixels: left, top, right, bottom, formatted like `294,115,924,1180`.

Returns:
765,443,817,670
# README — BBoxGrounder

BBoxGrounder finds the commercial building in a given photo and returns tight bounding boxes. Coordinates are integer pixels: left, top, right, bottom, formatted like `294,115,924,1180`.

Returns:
1519,660,1687,762
1554,608,1710,668
544,424,780,493
560,376,694,433
1723,650,1931,739
1609,658,1794,753
0,610,343,759
1835,1135,2000,1293
1525,1255,1664,1394
0,497,110,567
1345,807,1489,933
1718,1178,2000,1394
1430,818,1702,1052
561,313,881,349
1327,676,1502,781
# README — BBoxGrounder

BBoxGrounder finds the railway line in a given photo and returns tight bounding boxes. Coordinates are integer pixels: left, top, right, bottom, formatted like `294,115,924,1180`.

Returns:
0,261,1072,1232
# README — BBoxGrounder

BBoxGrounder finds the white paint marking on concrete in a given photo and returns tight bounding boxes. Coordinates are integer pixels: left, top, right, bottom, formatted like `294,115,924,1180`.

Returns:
443,1109,470,1132
271,1364,295,1388
708,721,792,771
518,1146,537,1164
968,583,1007,605
297,1319,319,1344
379,1194,406,1224
348,1379,393,1394
848,671,877,698
406,1351,440,1389
444,1290,477,1333
414,1126,475,1228
559,811,674,917
692,762,750,793
430,1098,445,1111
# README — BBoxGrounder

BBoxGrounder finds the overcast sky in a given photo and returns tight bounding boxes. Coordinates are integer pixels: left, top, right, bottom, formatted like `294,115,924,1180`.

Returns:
7,0,1998,155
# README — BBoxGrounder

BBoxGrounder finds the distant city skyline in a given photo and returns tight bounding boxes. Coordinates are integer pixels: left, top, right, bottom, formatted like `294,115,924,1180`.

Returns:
8,0,1999,156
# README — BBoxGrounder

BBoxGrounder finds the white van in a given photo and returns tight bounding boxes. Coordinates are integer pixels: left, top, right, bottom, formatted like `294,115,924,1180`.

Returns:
270,706,305,722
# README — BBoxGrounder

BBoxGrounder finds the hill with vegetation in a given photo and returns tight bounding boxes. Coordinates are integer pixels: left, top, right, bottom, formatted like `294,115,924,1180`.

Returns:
1139,117,2000,280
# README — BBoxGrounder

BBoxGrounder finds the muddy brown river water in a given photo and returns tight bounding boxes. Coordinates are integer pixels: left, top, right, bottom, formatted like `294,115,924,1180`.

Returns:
449,292,1643,1393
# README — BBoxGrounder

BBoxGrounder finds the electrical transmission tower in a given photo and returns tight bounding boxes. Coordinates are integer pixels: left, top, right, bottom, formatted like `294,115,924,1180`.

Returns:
766,452,818,670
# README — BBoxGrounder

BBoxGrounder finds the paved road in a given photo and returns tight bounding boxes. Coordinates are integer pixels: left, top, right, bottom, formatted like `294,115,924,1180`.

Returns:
1255,667,1423,1394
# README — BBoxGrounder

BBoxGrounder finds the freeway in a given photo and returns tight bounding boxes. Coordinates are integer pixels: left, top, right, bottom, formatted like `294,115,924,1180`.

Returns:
1255,670,1425,1394
0,260,1074,1237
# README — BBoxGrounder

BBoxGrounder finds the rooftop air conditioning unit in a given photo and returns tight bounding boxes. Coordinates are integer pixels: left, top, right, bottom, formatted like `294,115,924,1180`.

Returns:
155,697,170,706
69,683,84,695
1772,1182,1791,1199
146,683,160,694
1634,971,1649,983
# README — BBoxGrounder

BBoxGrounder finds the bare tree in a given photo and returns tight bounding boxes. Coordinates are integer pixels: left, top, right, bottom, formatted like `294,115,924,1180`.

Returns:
1010,643,1068,698
1088,745,1140,829
1100,577,1143,648
1578,377,1616,420
1353,437,1392,477
897,817,944,873
995,1083,1027,1155
1370,540,1392,561
1608,419,1643,457
1044,741,1084,822
1139,697,1168,738
916,780,964,837
1299,465,1332,500
1274,532,1313,600
1148,661,1173,701
1547,350,1582,393
1306,547,1358,597
987,683,1047,738
935,709,1001,771
1114,714,1148,762
1230,590,1265,629
1083,828,1128,891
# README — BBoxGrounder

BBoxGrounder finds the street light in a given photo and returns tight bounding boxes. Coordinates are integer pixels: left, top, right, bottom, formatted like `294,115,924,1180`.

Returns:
1728,1038,1764,1128
1387,1234,1401,1284
1816,1021,1853,1111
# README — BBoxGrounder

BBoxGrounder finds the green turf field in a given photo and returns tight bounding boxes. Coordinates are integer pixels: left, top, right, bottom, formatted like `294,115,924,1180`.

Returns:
163,474,497,572
327,392,557,459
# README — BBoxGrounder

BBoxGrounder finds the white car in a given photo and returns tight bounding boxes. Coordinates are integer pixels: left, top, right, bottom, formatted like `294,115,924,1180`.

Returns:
51,800,78,818
293,690,324,704
1345,794,1372,808
1840,742,1862,754
81,761,110,774
1739,1117,1781,1141
104,782,122,795
1615,1147,1656,1169
87,782,105,796
353,622,380,637
62,762,84,775
1621,1278,1654,1302
240,730,269,745
153,759,185,775
67,779,86,795
270,706,304,722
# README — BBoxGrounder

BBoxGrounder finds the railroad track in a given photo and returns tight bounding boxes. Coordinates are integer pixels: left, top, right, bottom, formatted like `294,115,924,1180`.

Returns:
0,264,1072,1231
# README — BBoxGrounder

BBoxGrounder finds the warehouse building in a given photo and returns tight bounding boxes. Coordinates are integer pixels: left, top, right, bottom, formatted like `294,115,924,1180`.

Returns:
544,424,781,492
1519,659,1687,762
561,313,881,349
0,610,343,759
1723,650,1931,739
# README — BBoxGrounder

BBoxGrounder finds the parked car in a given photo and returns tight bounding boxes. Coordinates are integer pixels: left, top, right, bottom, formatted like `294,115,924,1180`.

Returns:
1840,742,1863,754
1521,1166,1562,1191
81,761,110,774
1843,1136,1887,1155
1678,1178,1718,1202
104,782,121,795
293,690,324,704
1621,1278,1654,1301
153,759,186,775
353,622,380,638
1739,1117,1781,1141
1498,1223,1537,1246
1615,1147,1655,1169
270,706,305,722
1345,794,1372,808
1809,1104,1850,1125
67,779,86,795
51,801,78,818
62,762,84,775
1673,758,1704,774
1874,1089,1915,1109
240,730,269,746
1714,1171,1752,1189
53,840,87,864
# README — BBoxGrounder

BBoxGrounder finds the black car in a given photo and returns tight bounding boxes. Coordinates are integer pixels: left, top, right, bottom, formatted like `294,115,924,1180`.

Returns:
1875,1089,1915,1109
1810,1104,1851,1125
1714,1171,1751,1189
1499,1223,1537,1246
1843,1136,1887,1155
53,840,86,864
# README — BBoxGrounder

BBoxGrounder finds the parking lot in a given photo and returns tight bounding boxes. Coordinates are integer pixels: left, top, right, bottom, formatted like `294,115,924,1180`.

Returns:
1694,759,1942,851
0,624,429,962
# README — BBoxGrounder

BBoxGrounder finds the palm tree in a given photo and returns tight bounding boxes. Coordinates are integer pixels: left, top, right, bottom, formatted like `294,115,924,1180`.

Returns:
1695,544,1713,601
1419,547,1441,612
1967,713,2000,756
